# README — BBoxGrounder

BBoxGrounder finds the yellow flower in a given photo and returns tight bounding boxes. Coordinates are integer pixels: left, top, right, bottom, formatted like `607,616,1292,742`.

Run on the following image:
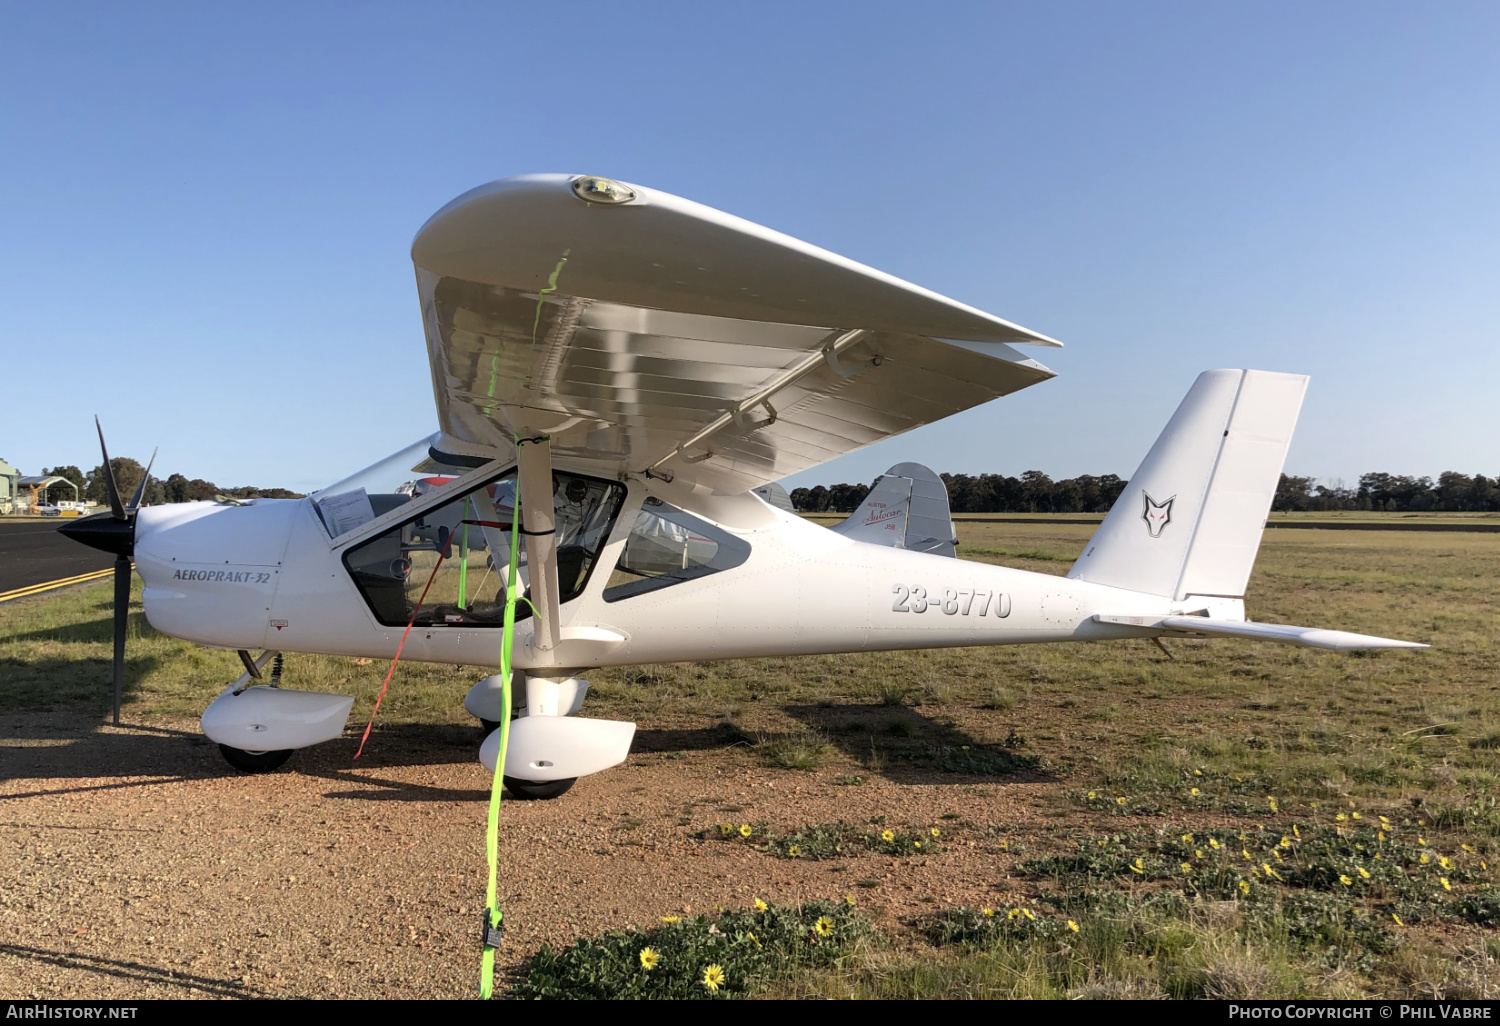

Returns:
1351,812,1361,820
1182,833,1194,843
1379,815,1390,825
1190,787,1201,796
1209,838,1221,850
1116,797,1127,806
1264,864,1282,881
1243,850,1252,860
639,947,660,970
661,916,681,924
1358,867,1371,879
1280,836,1292,848
1008,908,1021,920
813,916,834,937
1130,858,1145,874
1439,856,1453,870
1181,862,1192,874
1484,860,1489,871
982,908,994,917
701,964,726,992
1293,825,1300,838
739,824,753,838
1268,797,1279,812
747,931,761,948
787,845,801,857
1339,875,1353,886
1419,819,1427,826
845,894,856,907
1418,836,1426,846
1462,844,1476,854
1239,880,1251,894
718,823,733,836
1195,769,1203,776
1441,877,1452,892
998,839,1009,849
1420,854,1430,865
1068,920,1080,932
1336,813,1347,822
1392,913,1404,926
754,897,768,912
1309,801,1318,809
1087,791,1096,799
1379,831,1386,841
1022,909,1036,921
881,830,895,843
931,828,941,838
1196,850,1204,859
913,841,922,849
1272,849,1283,861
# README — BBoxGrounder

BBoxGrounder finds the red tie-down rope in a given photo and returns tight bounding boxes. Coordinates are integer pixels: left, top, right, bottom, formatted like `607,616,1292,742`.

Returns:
353,519,514,759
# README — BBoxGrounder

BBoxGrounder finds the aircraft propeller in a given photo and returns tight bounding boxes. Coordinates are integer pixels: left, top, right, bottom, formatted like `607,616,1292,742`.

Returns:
56,418,156,726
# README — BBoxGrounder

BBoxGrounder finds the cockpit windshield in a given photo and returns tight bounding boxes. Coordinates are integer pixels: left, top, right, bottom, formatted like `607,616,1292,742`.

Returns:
310,434,481,538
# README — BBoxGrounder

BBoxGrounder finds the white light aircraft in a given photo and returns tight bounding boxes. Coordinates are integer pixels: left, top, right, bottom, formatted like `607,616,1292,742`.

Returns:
62,174,1425,799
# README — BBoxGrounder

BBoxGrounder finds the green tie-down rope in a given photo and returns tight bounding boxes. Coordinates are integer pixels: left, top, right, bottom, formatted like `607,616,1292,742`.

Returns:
479,437,545,999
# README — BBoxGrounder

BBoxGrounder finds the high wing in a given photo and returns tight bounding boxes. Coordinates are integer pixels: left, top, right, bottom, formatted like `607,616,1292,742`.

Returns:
411,174,1058,494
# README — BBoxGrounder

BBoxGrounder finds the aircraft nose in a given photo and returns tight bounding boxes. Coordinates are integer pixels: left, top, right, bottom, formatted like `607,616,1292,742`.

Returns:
57,511,136,557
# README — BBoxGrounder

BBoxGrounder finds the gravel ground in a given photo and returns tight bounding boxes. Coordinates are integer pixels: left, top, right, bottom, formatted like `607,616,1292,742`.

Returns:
1,712,1050,999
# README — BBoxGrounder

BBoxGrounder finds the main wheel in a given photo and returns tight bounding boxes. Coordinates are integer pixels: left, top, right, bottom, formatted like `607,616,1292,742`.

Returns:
503,776,576,800
218,744,293,773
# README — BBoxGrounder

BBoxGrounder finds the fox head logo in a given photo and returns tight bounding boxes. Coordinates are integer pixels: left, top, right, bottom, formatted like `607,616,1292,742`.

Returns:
1141,491,1174,538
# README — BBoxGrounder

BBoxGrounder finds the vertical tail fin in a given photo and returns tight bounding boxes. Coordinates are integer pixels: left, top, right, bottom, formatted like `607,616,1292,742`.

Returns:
832,462,958,557
1068,369,1307,602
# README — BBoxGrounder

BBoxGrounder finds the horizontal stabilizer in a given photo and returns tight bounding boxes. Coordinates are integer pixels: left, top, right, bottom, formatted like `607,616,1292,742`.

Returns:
832,462,957,557
1095,614,1426,651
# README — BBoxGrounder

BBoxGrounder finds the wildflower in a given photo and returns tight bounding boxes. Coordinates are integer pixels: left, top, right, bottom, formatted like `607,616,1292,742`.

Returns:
1293,825,1301,838
1336,813,1347,822
813,916,834,937
1239,880,1251,894
1280,836,1291,848
1264,864,1283,882
1392,913,1404,926
1087,791,1097,799
1380,816,1390,825
1351,812,1361,820
881,830,895,843
1209,838,1221,850
1243,849,1252,860
1195,769,1203,776
1116,797,1127,806
661,916,681,924
1339,875,1353,886
1441,878,1452,892
1190,787,1201,796
1310,801,1318,809
845,894,857,907
1462,844,1476,854
739,824,752,838
1130,858,1145,874
719,823,733,836
982,908,994,917
1358,867,1371,879
1439,856,1453,870
1268,797,1279,813
1008,908,1021,920
1379,831,1386,841
1251,866,1261,877
754,897,768,912
931,828,941,838
1181,862,1192,874
1196,850,1204,859
1484,860,1489,871
701,964,726,993
639,947,660,970
1272,849,1283,861
787,845,801,857
1419,819,1427,827
914,841,922,849
1420,854,1430,865
747,931,761,948
1022,909,1036,921
1418,836,1426,846
998,840,1009,849
1068,920,1080,932
1182,833,1194,843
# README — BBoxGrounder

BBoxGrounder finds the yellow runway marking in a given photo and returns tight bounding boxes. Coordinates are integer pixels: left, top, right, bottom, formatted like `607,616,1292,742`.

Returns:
0,567,118,603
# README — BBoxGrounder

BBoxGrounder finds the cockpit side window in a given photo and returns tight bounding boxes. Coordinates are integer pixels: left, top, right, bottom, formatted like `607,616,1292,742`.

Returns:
341,469,625,628
603,498,751,602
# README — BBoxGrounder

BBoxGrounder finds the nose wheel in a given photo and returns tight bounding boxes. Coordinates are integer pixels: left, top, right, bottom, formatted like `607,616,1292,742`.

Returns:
217,744,292,773
479,719,576,799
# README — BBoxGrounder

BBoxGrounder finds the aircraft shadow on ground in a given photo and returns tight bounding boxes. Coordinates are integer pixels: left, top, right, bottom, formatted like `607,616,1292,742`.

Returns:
780,702,1057,786
0,943,263,999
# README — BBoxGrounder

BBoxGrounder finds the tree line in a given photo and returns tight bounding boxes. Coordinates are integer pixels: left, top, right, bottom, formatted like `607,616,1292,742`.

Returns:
39,458,302,507
792,470,1500,514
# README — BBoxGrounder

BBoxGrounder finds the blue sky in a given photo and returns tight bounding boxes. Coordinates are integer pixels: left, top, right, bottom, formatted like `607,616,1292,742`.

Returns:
2,2,1496,494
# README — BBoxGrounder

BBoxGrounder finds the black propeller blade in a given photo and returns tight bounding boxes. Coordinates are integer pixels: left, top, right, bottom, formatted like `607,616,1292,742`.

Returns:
56,419,156,727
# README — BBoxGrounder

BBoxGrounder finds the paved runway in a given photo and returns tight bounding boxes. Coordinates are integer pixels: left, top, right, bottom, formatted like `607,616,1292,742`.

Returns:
0,519,115,595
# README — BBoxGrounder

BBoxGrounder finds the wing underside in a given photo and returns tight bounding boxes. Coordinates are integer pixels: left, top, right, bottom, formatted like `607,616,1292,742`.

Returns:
413,175,1058,493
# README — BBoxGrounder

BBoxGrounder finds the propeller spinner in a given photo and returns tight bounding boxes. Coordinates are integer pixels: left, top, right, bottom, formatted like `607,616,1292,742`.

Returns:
56,418,156,726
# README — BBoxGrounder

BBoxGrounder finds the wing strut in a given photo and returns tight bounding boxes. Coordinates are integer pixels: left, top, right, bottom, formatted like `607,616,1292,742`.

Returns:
517,436,560,655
